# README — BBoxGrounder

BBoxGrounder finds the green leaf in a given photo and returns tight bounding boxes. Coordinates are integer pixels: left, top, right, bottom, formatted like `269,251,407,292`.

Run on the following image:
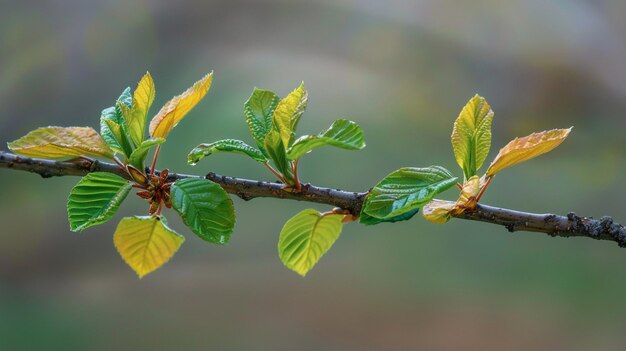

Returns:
359,208,419,226
125,72,155,147
114,215,184,278
67,172,131,231
278,209,344,276
100,88,134,157
286,119,366,160
363,166,457,219
272,83,307,148
127,137,165,169
187,139,268,165
263,129,294,183
8,126,114,159
451,94,494,180
170,178,236,244
244,88,280,153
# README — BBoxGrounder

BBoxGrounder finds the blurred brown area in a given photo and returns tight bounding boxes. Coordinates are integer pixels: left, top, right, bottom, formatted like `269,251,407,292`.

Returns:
1,0,626,350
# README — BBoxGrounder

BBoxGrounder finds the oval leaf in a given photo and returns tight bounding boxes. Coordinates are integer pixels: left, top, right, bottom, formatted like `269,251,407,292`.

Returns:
8,126,114,159
451,94,494,180
149,72,213,138
128,137,165,169
272,83,307,147
187,139,267,165
486,127,572,177
170,178,235,244
114,216,184,278
125,72,155,147
244,88,280,151
286,119,366,160
278,209,344,276
359,208,419,226
363,166,457,219
67,172,131,231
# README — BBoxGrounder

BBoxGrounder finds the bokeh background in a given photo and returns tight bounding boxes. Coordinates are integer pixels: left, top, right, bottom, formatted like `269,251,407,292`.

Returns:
1,0,626,349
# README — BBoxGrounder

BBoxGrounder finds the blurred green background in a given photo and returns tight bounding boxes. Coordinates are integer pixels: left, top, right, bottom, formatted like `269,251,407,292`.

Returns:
1,0,626,349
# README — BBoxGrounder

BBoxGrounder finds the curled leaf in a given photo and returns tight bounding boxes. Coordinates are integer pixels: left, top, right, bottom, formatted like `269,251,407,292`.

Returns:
486,127,572,177
422,200,456,224
8,126,114,159
149,72,213,138
244,88,280,152
187,139,267,165
127,137,165,169
125,72,155,147
272,83,307,148
451,94,494,180
286,119,366,160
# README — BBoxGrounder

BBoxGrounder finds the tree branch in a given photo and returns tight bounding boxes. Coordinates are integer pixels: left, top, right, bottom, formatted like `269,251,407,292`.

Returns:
1,150,624,247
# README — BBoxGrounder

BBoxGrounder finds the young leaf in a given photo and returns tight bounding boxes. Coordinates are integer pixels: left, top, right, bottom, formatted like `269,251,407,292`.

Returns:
244,88,280,151
170,178,236,244
359,208,419,226
422,200,456,224
272,83,307,148
114,216,185,278
149,72,213,138
451,95,494,180
125,72,155,147
486,128,572,177
187,139,268,165
67,172,132,231
8,126,114,159
263,129,294,183
286,119,366,160
363,166,457,219
127,137,165,169
278,209,344,276
100,87,133,156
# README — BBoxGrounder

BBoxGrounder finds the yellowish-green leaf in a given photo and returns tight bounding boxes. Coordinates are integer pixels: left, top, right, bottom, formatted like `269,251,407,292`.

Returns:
422,200,455,224
8,126,114,159
113,216,184,278
263,128,294,183
486,127,572,177
451,94,494,180
125,72,155,147
278,209,344,276
272,83,307,148
149,72,213,138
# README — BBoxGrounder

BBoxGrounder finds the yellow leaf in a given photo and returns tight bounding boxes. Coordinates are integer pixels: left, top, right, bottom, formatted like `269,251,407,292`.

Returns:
8,126,114,159
486,127,572,177
149,72,213,138
272,83,307,147
422,176,481,224
451,94,494,179
113,216,184,278
126,72,155,147
422,200,455,224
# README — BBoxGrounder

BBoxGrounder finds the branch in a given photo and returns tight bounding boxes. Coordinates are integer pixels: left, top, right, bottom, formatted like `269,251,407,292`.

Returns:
1,150,624,247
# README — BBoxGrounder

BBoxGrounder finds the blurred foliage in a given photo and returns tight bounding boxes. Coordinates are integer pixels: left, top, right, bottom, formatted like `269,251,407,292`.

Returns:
1,0,626,350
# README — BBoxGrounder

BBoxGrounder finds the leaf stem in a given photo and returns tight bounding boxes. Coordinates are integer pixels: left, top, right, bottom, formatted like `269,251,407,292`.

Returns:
292,159,302,192
263,162,288,184
476,176,492,203
150,145,161,176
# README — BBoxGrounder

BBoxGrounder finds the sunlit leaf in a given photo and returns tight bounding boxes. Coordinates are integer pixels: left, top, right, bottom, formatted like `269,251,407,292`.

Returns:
67,172,131,231
451,94,494,180
278,209,344,276
8,126,114,159
422,200,456,224
125,72,155,147
114,216,184,278
286,119,365,160
100,87,133,156
127,137,165,169
486,128,572,177
272,83,307,148
244,88,279,153
170,178,235,244
363,166,457,219
149,72,213,138
187,139,267,165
